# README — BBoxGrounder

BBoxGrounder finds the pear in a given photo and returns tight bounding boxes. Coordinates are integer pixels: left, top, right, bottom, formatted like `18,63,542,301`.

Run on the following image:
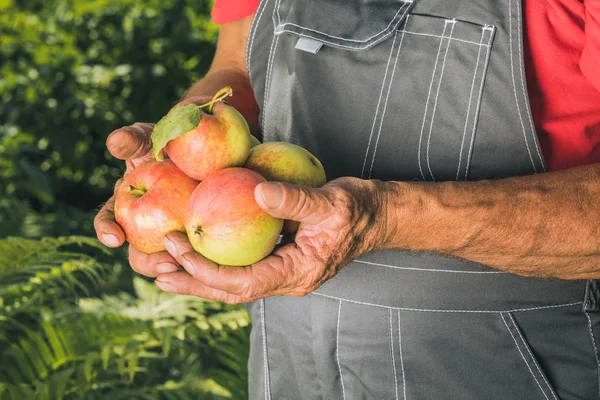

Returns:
244,142,326,232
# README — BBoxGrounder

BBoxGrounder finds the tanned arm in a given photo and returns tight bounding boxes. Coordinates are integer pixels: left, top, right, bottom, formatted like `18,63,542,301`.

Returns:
184,15,260,135
380,163,600,279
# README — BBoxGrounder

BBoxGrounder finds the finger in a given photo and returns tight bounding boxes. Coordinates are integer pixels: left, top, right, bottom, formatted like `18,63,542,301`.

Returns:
255,182,332,225
167,229,301,298
164,231,219,275
125,151,156,172
106,122,154,160
128,245,179,278
155,271,249,304
94,195,125,248
94,179,126,247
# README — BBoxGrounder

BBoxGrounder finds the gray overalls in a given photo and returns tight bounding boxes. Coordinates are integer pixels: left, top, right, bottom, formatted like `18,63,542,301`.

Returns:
245,0,600,398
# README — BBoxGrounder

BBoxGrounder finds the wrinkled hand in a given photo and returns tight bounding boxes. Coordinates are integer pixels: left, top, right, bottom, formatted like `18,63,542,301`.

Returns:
154,177,390,303
93,122,155,248
93,97,210,277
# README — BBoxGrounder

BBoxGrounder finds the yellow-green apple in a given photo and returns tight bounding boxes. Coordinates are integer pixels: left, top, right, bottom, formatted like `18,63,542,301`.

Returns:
151,87,252,180
114,160,198,254
244,141,326,232
185,168,283,266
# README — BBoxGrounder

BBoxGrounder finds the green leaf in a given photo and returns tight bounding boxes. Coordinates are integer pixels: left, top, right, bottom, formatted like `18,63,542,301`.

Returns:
151,104,201,161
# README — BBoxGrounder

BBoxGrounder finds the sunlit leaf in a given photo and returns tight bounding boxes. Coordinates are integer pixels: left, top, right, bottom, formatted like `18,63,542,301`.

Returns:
151,104,201,161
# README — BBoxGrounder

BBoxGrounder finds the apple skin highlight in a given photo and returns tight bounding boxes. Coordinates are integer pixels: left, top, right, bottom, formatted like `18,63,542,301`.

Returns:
166,102,252,181
185,168,283,266
114,160,199,254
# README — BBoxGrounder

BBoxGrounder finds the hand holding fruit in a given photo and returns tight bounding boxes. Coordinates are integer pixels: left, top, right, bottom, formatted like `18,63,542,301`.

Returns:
154,177,390,303
94,122,156,249
96,86,361,298
93,95,215,250
93,97,213,276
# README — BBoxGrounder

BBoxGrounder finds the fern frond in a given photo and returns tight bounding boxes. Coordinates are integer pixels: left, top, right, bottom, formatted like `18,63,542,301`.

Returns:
0,236,109,273
0,237,116,320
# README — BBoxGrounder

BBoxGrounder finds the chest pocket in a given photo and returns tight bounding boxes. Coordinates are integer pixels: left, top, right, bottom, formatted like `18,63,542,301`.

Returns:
262,0,496,182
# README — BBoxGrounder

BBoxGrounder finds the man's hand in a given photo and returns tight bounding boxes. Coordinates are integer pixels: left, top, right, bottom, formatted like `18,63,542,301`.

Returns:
154,178,390,303
93,97,214,277
93,14,260,278
92,121,182,276
93,122,155,248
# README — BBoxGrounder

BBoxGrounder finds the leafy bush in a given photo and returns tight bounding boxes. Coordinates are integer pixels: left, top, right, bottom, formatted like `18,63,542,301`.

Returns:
0,0,218,238
0,2,252,398
0,236,250,400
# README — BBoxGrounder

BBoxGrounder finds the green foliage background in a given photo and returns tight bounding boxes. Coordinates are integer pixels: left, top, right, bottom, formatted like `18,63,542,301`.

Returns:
0,0,251,398
0,0,218,237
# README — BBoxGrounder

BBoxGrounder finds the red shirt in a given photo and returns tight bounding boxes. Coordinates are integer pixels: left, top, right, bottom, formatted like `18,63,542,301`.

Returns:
212,0,600,171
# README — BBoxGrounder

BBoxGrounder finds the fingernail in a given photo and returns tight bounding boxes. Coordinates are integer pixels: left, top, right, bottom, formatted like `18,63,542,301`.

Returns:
155,279,176,293
164,237,177,257
260,183,284,209
102,234,120,247
156,262,178,274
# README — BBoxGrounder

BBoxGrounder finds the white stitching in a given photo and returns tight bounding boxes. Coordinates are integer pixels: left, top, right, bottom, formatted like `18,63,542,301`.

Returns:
336,300,347,400
275,1,412,43
398,310,407,400
426,20,456,181
398,30,492,47
516,0,545,171
464,27,495,180
260,299,272,400
508,313,558,400
586,311,600,399
247,0,270,85
418,20,449,181
389,309,399,400
361,31,400,178
368,28,407,179
456,29,486,180
273,2,412,51
261,30,280,135
312,292,583,314
501,313,549,400
354,259,504,274
509,0,537,172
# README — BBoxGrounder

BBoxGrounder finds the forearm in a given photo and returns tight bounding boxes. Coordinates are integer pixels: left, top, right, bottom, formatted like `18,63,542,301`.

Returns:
380,163,600,279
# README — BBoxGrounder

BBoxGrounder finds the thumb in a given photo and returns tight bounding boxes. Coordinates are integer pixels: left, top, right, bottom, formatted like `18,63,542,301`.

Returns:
106,122,154,160
255,182,331,225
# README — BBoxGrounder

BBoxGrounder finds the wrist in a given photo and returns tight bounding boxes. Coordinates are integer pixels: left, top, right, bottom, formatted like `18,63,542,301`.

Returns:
370,180,408,251
374,180,448,253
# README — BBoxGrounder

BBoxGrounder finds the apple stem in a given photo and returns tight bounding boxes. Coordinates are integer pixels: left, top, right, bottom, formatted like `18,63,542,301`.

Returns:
128,185,147,198
194,226,203,236
197,86,233,114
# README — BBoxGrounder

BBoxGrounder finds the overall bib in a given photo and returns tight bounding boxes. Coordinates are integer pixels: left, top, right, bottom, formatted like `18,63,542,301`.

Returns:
245,0,600,398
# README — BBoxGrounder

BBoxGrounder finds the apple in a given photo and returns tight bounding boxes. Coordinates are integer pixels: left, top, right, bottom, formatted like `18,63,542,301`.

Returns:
151,87,252,180
185,168,283,266
114,160,199,254
244,141,326,232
